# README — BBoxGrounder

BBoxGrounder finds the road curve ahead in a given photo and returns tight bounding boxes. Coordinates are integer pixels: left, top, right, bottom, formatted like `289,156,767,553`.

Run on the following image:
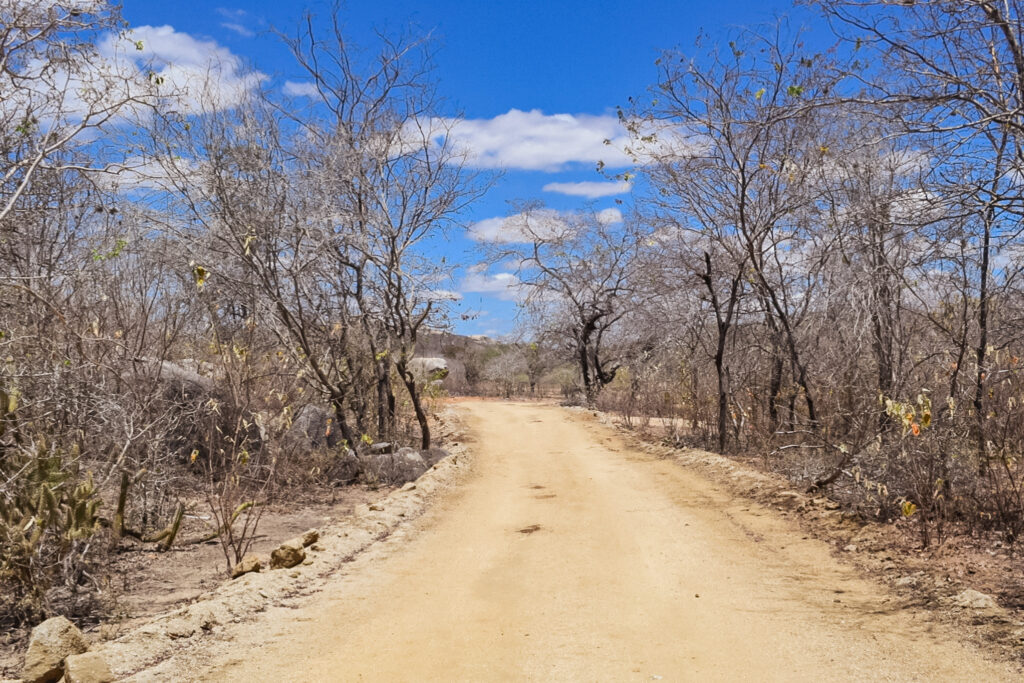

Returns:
206,400,1015,682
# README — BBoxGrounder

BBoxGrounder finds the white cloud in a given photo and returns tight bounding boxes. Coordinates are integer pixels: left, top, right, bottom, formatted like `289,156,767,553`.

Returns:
221,23,255,38
467,217,514,242
433,109,635,171
10,0,100,12
283,80,320,98
426,289,462,301
543,180,632,198
467,207,623,243
98,25,266,113
104,154,198,193
460,270,522,301
467,209,568,243
596,207,623,225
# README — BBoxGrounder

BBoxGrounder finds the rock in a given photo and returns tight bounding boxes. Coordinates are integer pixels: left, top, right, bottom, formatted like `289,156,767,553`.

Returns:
163,619,196,639
392,447,427,482
287,404,340,449
363,446,428,484
63,652,113,683
895,573,923,588
270,539,306,569
231,554,262,579
21,616,88,683
952,588,999,610
191,606,221,631
300,529,319,547
408,357,450,382
143,360,262,463
843,544,858,553
368,442,393,454
401,482,417,492
420,447,449,467
324,448,361,484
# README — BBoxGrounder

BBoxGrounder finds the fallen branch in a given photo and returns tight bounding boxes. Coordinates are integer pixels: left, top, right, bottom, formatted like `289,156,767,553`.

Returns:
186,501,255,544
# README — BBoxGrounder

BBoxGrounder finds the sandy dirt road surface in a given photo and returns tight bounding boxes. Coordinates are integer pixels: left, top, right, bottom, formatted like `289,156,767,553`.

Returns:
203,401,1017,681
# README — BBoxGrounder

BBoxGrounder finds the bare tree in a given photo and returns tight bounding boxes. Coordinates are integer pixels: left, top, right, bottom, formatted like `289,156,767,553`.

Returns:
504,207,648,406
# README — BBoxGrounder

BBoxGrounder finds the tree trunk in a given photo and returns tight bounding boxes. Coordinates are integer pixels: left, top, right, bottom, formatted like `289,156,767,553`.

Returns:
329,394,358,451
375,356,395,441
974,211,992,472
397,363,431,449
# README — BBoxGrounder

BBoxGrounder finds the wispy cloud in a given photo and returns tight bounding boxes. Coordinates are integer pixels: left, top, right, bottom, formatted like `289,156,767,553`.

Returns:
460,270,522,301
216,8,248,19
543,180,631,198
221,22,255,38
283,80,319,98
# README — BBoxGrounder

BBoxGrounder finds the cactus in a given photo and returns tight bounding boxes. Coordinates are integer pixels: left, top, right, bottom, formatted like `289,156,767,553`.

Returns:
0,437,102,624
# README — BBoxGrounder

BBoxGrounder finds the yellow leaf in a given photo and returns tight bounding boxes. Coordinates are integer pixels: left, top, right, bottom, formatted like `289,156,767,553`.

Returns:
902,501,917,517
193,265,209,289
189,449,199,463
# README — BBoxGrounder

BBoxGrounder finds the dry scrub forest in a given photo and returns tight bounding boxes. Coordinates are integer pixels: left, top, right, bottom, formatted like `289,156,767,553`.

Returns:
5,0,1024,677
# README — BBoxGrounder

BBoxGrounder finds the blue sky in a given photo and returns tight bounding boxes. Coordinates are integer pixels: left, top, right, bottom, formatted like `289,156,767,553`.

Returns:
122,0,803,337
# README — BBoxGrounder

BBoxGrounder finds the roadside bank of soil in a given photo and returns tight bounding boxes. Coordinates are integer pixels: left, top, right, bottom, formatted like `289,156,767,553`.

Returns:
0,406,469,681
589,407,1024,664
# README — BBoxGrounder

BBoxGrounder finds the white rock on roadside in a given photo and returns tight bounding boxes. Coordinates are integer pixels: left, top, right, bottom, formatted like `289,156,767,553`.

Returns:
231,554,263,579
64,651,114,683
21,616,89,683
951,588,1000,610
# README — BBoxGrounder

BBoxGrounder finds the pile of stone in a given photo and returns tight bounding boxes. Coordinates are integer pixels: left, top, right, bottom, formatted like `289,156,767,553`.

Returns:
20,616,112,683
230,528,321,579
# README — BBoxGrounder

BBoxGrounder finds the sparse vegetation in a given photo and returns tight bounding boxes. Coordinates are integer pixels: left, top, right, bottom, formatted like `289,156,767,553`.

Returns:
0,1,478,628
6,0,1024,665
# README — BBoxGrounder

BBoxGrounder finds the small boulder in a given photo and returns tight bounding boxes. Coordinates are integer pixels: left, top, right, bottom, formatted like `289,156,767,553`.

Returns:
231,554,262,579
392,447,428,482
21,616,89,683
300,529,319,547
363,450,423,484
270,539,306,569
163,618,196,639
952,588,999,610
63,652,113,683
420,447,449,467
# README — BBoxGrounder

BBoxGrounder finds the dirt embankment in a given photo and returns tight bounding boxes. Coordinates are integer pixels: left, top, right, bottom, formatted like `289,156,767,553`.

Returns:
1,406,473,682
588,407,1024,665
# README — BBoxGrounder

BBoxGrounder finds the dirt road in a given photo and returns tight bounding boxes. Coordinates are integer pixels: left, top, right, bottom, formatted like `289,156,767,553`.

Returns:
204,401,1016,681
